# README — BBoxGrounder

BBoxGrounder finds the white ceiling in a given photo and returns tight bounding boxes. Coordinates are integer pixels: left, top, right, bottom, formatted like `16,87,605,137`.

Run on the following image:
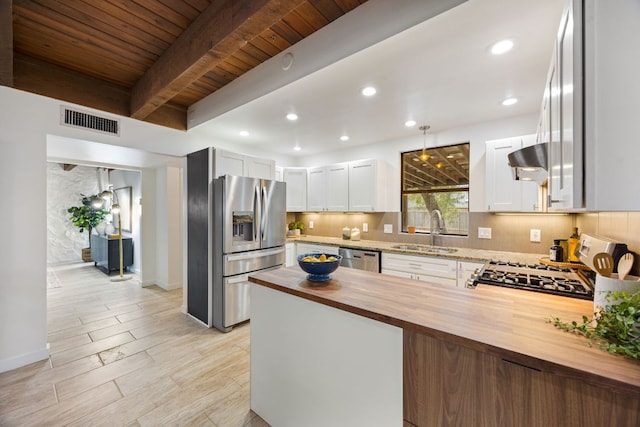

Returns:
192,0,564,158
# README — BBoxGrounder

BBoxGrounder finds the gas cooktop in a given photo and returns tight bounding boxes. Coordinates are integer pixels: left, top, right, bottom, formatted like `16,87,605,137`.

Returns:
470,260,594,300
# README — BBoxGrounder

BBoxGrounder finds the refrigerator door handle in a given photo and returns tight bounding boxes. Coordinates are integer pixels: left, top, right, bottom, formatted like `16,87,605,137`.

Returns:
261,185,268,242
253,185,259,242
226,247,285,262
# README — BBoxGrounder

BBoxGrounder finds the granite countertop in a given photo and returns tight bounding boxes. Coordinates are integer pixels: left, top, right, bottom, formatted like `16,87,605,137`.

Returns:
287,235,547,264
249,266,640,397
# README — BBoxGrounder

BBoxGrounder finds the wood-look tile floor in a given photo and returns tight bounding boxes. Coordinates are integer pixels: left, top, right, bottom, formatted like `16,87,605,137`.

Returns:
0,263,269,427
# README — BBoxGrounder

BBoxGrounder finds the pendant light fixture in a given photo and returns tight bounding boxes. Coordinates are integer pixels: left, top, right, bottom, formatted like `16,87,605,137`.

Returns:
419,125,431,161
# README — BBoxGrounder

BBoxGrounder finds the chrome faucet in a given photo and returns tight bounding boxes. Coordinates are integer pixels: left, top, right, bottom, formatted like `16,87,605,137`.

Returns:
430,209,444,247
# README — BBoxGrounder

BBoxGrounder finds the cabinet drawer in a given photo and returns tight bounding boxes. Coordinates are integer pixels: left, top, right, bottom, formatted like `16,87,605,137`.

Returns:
381,253,457,279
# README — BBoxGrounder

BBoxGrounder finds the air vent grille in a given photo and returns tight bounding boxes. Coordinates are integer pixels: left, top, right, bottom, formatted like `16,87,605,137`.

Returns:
60,107,120,136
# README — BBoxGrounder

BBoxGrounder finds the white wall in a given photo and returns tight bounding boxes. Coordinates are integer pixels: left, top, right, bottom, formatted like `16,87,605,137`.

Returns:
47,163,102,265
0,91,49,372
0,86,211,373
154,166,183,291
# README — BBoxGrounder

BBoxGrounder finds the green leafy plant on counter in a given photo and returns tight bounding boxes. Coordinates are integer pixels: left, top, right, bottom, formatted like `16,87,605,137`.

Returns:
549,289,640,360
288,221,305,231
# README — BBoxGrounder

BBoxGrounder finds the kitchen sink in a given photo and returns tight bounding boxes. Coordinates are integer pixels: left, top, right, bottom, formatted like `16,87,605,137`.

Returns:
391,244,457,255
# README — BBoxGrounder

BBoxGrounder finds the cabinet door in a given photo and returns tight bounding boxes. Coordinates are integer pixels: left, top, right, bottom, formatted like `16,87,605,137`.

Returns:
485,138,523,212
284,168,307,212
325,163,349,211
548,0,583,210
457,261,484,287
485,136,540,212
307,167,326,211
285,243,296,267
214,149,245,177
246,157,275,180
348,159,376,212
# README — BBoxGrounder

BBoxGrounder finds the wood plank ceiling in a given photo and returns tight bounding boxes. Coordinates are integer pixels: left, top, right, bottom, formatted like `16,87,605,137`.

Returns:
5,0,368,130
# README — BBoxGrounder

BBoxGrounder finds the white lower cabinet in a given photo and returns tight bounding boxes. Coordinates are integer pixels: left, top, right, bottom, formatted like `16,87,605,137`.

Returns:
457,261,484,287
381,253,458,287
285,243,296,267
295,243,339,257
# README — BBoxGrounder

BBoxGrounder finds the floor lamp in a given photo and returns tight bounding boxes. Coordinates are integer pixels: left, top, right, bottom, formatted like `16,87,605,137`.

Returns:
100,188,131,282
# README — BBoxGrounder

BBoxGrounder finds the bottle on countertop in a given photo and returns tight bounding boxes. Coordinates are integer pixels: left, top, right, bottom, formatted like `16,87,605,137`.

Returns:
550,240,564,263
568,227,580,262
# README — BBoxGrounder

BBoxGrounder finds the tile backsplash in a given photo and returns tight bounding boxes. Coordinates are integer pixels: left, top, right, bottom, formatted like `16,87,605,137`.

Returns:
291,212,575,255
288,211,640,275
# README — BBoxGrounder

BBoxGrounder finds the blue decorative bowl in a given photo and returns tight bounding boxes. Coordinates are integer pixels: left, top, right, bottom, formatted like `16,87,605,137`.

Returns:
297,253,342,282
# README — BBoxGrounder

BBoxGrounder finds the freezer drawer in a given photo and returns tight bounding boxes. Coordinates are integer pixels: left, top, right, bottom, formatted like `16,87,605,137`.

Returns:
223,265,282,328
224,247,285,276
224,274,252,328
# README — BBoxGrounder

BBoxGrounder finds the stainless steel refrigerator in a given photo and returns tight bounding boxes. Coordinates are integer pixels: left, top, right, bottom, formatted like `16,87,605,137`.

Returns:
187,150,285,333
210,175,285,332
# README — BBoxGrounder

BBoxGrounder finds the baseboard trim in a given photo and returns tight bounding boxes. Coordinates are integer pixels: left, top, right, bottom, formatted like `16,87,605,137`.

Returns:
0,345,49,374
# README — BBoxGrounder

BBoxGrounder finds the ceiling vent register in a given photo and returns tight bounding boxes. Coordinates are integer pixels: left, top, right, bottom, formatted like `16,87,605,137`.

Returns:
60,107,120,136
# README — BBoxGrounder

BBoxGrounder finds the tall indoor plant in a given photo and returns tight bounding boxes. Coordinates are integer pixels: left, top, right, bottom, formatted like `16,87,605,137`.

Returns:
67,194,109,261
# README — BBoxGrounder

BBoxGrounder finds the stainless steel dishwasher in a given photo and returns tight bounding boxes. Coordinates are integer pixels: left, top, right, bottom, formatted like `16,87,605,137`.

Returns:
338,247,380,273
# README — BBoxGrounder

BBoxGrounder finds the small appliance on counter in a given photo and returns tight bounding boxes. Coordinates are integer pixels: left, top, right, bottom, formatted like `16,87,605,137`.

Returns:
342,226,351,240
350,227,361,241
577,233,628,274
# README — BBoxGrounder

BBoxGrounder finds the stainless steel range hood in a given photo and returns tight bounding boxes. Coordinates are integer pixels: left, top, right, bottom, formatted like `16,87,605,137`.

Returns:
507,143,548,184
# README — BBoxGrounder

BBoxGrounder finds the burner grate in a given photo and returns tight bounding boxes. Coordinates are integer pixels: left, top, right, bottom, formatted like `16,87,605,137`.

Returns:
474,262,593,300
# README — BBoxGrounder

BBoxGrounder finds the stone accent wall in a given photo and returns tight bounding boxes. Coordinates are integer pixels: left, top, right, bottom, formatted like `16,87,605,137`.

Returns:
47,163,101,265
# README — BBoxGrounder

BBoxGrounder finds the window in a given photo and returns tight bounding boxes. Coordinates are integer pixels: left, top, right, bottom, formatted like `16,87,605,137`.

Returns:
401,143,470,236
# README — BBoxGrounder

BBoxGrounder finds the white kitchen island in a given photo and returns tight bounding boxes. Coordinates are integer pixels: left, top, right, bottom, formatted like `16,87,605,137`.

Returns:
250,283,403,427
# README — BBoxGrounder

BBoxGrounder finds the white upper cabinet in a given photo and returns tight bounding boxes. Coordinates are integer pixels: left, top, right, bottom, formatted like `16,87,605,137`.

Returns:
213,149,275,180
245,157,275,180
283,168,307,212
543,0,640,211
214,149,244,177
546,0,583,210
326,163,349,211
348,159,388,212
485,135,540,212
307,163,349,212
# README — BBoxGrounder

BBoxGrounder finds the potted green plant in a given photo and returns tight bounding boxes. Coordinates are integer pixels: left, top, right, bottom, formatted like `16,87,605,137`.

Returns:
288,220,305,237
67,194,110,261
550,289,640,359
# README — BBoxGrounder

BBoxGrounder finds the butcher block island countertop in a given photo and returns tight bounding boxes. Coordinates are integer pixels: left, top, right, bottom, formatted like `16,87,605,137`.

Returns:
249,266,640,427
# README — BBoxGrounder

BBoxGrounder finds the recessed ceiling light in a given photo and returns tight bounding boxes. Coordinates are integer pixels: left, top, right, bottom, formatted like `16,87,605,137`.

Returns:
502,97,518,106
405,120,416,127
446,154,454,159
491,39,514,55
361,86,376,97
286,113,298,121
293,144,301,151
340,135,349,142
239,130,249,137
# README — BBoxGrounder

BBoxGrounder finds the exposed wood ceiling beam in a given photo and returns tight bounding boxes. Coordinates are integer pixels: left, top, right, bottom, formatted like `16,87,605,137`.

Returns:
130,0,306,121
14,53,187,131
0,0,13,87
